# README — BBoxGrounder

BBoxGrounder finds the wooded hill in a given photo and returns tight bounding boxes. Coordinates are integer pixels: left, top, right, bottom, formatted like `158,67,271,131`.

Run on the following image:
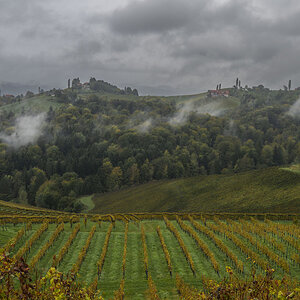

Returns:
0,80,300,212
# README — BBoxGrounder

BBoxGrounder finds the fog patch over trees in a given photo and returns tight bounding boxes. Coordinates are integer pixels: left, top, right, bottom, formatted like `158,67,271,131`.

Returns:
287,97,300,118
125,111,154,133
168,99,226,126
224,120,237,137
135,118,154,133
0,113,46,148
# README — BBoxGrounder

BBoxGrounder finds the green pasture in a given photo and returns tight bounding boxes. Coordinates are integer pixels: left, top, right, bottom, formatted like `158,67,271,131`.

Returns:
0,95,62,114
91,167,300,214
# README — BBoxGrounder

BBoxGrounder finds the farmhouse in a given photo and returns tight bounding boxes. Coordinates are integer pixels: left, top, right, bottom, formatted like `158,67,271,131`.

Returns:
208,90,230,97
4,94,14,98
82,82,90,90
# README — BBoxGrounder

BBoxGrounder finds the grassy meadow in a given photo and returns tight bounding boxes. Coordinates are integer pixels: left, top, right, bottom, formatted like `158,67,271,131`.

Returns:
91,167,300,214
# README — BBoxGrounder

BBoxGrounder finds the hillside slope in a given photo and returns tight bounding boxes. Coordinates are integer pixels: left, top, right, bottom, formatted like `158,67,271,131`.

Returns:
0,89,239,115
0,94,62,114
91,167,300,214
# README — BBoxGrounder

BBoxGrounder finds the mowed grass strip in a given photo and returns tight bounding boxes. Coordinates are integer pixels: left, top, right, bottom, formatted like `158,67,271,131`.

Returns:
57,231,90,274
0,223,25,248
254,229,300,278
216,220,277,271
144,222,169,279
171,221,219,284
124,222,148,299
159,223,194,279
99,226,125,299
26,223,58,263
144,221,178,299
8,225,39,257
79,223,110,285
205,221,260,276
99,221,125,298
36,231,71,276
228,220,298,277
248,231,300,277
186,219,237,278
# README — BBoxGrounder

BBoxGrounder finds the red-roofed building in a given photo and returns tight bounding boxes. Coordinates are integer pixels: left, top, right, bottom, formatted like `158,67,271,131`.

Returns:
82,82,90,90
208,90,229,97
4,94,14,98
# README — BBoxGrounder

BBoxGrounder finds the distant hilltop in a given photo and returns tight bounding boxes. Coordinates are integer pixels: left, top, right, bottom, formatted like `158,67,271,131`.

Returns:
67,77,138,96
0,77,139,98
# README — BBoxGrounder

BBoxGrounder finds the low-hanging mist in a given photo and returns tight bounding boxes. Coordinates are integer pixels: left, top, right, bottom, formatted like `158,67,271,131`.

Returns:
168,99,227,126
287,97,300,117
128,98,229,132
0,113,46,148
136,118,154,133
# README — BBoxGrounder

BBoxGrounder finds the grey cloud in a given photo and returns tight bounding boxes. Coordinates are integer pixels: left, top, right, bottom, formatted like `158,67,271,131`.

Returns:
271,13,300,37
67,40,103,60
0,81,40,95
0,0,300,96
108,0,195,35
137,84,192,96
0,1,47,24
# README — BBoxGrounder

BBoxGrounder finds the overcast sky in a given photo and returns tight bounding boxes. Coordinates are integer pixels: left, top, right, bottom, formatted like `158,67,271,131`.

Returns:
1,0,300,95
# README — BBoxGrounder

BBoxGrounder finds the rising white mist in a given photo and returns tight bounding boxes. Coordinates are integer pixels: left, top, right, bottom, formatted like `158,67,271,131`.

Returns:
136,118,153,133
0,113,46,148
287,97,300,118
224,119,237,136
168,99,226,126
126,97,229,133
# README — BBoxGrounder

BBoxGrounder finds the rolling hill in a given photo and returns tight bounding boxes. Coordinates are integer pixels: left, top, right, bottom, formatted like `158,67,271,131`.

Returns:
0,88,240,115
90,167,300,214
1,82,300,215
0,94,62,114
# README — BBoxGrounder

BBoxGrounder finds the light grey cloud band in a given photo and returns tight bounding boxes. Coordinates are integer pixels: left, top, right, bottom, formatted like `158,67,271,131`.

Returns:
0,0,300,95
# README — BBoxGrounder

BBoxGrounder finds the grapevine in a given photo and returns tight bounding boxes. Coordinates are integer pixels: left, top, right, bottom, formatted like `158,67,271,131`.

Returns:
189,216,243,273
156,226,172,276
3,226,25,253
97,223,113,277
163,216,196,275
141,223,149,279
176,216,219,273
52,223,80,267
71,225,96,275
14,221,48,260
122,222,128,278
30,222,64,269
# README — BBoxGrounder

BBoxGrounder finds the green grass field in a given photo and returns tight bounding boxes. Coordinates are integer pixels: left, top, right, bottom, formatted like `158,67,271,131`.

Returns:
91,167,300,214
77,195,95,212
281,164,300,174
0,89,239,116
1,216,299,299
0,94,62,114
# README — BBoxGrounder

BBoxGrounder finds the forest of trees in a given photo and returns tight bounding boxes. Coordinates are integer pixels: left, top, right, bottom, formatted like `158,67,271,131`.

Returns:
0,86,300,211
